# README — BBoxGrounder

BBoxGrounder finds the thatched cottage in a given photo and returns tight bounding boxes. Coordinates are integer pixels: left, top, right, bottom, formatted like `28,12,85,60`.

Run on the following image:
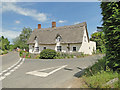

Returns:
27,22,96,55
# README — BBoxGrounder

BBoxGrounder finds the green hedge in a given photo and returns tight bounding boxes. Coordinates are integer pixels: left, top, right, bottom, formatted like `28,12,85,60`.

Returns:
40,49,56,59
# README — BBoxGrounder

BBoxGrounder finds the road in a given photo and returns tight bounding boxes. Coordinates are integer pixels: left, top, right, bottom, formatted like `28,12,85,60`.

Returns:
1,52,104,88
1,51,20,71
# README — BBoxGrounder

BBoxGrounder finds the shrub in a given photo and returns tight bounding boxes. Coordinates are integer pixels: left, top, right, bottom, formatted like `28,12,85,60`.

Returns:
3,50,8,54
19,50,25,57
40,49,56,59
83,57,106,76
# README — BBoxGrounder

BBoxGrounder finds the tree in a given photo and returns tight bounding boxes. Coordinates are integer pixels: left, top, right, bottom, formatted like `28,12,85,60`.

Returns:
0,36,10,50
13,27,32,50
90,31,106,53
101,2,120,70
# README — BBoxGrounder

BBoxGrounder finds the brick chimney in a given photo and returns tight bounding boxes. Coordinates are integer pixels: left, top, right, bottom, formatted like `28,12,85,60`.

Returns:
52,22,56,28
38,24,41,29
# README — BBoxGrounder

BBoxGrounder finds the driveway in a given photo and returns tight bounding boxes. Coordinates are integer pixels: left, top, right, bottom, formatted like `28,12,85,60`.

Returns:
2,54,104,88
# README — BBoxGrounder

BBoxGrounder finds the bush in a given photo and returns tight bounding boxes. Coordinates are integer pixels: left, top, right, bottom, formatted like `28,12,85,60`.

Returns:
3,50,8,54
19,50,25,57
40,49,56,59
83,57,106,76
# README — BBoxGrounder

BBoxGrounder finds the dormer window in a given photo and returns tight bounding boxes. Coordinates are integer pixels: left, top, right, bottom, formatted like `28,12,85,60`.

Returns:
56,34,61,42
34,36,37,40
57,36,61,42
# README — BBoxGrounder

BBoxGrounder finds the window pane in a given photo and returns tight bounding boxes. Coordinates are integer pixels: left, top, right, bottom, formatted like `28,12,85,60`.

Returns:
73,47,76,51
57,46,62,51
43,47,46,49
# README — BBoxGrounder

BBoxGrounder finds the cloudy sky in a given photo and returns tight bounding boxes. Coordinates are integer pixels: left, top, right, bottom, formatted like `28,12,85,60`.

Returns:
1,2,102,43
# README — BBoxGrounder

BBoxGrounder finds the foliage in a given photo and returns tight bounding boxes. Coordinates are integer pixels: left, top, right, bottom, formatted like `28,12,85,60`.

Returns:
83,57,106,76
83,57,119,88
54,52,87,59
13,27,32,50
40,49,57,59
101,2,120,70
19,50,25,57
83,71,118,88
90,31,106,53
0,36,10,50
0,50,8,55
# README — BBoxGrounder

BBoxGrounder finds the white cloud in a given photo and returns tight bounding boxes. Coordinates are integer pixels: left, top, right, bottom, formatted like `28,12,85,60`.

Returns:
0,29,21,39
74,21,80,25
58,20,67,23
92,30,98,34
2,3,48,22
15,20,20,24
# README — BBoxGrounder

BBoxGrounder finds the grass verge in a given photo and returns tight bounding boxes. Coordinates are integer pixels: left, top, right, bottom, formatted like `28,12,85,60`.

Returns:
82,57,119,88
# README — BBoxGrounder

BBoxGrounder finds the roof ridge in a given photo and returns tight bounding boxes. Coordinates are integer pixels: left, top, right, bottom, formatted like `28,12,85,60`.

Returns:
33,22,86,31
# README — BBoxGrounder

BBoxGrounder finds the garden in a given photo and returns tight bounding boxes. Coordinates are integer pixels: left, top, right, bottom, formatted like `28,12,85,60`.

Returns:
0,50,8,55
19,49,89,59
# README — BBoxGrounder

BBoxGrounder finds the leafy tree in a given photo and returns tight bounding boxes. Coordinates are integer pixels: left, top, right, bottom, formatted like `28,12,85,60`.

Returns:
90,31,106,53
13,27,32,50
0,36,10,50
101,2,120,70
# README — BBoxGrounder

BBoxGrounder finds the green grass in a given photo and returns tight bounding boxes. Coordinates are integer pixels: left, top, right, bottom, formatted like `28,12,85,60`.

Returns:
82,57,119,88
83,71,118,88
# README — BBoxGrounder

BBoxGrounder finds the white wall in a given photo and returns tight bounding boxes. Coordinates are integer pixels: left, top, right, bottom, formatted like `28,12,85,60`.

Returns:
29,26,96,55
79,26,96,55
29,43,82,53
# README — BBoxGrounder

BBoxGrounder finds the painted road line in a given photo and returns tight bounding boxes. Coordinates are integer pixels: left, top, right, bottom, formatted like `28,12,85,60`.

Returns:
0,58,24,81
48,65,67,76
26,65,68,77
1,58,22,73
26,71,48,77
67,85,72,88
4,72,11,76
0,76,6,81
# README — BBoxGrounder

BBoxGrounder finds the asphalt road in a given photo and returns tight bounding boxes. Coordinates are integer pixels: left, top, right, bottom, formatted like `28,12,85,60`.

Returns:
1,51,20,71
2,53,104,88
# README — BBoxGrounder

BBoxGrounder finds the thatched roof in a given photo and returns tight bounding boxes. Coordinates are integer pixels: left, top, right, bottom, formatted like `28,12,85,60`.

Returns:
27,22,88,44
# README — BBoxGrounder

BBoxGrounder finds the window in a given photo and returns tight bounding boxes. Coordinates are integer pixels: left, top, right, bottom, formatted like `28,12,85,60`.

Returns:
34,36,37,40
43,47,46,50
32,46,34,52
57,46,62,51
84,36,86,42
56,35,61,42
34,47,39,52
73,47,76,51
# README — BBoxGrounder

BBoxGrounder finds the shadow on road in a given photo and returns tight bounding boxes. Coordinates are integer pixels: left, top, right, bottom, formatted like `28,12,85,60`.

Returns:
74,67,85,78
64,68,73,71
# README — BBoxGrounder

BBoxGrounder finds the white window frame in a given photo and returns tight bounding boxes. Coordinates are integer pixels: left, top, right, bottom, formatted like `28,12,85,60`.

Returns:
57,46,62,51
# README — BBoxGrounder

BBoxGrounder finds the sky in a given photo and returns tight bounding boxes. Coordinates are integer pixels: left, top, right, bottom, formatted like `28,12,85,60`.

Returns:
1,2,103,44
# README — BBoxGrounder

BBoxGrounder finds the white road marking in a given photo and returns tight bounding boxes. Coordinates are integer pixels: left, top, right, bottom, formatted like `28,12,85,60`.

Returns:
0,76,6,81
67,85,72,88
2,70,7,73
4,72,11,76
27,71,48,77
0,58,24,81
48,65,67,75
26,65,68,77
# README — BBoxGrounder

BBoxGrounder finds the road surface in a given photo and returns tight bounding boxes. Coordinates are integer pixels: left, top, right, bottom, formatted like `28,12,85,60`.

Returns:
1,51,20,71
1,52,104,88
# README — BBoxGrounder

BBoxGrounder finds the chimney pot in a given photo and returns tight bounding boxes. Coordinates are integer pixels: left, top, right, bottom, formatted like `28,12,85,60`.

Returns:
52,22,56,28
38,24,41,29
